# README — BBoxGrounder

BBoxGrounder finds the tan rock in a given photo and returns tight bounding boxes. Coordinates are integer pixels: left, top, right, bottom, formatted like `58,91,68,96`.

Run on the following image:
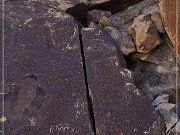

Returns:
98,16,110,28
88,0,110,5
129,14,161,53
151,12,165,33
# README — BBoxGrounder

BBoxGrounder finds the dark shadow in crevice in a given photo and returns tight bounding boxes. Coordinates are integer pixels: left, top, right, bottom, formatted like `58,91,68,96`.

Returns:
66,3,88,26
88,0,143,14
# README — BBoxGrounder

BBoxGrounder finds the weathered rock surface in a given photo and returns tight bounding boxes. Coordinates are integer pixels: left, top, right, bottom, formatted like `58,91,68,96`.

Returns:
129,14,161,53
39,0,88,11
0,1,93,134
81,27,165,135
104,26,136,55
129,36,180,99
155,103,178,133
159,0,180,60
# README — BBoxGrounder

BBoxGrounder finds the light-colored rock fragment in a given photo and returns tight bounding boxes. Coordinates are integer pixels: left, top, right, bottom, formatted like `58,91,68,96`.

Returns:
141,3,160,15
88,0,110,4
0,116,7,122
129,14,161,53
152,94,169,107
155,103,178,133
167,120,180,135
156,103,175,112
98,16,110,28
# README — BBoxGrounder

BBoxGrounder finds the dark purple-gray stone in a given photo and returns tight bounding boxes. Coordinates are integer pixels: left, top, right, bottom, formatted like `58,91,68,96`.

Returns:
81,27,165,135
0,1,93,134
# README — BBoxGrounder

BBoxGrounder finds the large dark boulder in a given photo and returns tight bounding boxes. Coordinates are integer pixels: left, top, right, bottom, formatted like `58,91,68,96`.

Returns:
0,0,166,135
0,1,93,134
81,27,165,135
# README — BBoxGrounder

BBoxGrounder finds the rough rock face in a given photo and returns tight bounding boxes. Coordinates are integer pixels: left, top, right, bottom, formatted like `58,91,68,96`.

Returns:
0,0,169,134
108,0,159,28
0,1,93,134
104,26,136,55
129,36,180,99
159,0,176,47
81,27,164,135
129,14,161,53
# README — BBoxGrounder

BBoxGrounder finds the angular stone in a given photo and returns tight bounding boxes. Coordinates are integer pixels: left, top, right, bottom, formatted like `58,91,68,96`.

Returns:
0,1,93,134
87,9,111,24
98,16,110,28
152,94,169,107
104,26,136,55
81,27,165,135
129,14,161,53
167,120,180,135
155,103,178,134
141,3,160,15
151,12,165,33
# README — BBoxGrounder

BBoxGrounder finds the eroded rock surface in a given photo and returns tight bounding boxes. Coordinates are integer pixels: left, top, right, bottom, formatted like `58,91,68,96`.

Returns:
81,27,164,135
0,1,93,134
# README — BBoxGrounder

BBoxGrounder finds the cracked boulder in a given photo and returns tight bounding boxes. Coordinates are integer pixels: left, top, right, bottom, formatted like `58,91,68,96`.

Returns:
81,27,165,135
0,1,93,134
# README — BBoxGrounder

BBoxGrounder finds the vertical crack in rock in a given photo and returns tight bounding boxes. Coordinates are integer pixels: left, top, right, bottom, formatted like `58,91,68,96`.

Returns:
77,24,97,135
